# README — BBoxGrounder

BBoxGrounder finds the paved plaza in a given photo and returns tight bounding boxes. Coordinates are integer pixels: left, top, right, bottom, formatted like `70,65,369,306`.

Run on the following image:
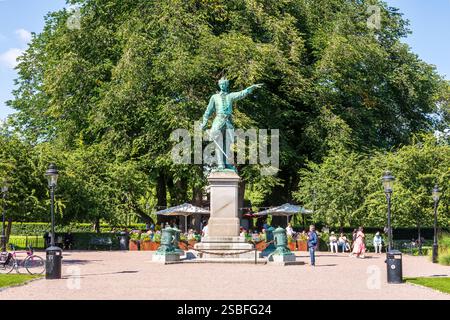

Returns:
0,250,449,300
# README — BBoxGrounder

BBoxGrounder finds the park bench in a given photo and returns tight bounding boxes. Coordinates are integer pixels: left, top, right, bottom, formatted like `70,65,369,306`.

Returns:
88,237,113,251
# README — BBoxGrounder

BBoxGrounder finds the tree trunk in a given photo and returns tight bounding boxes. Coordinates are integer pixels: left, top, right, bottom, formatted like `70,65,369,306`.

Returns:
94,217,100,233
167,176,188,205
417,221,422,255
191,186,204,232
5,217,12,243
132,203,155,225
156,171,167,226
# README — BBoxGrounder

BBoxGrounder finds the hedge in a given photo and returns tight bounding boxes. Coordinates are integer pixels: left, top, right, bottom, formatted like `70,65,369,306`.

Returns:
9,222,148,236
7,232,125,250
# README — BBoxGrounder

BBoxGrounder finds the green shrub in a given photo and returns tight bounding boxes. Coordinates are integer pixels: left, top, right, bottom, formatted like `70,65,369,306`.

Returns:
69,233,120,250
129,232,141,241
9,222,147,236
8,235,46,249
439,233,450,249
438,254,450,266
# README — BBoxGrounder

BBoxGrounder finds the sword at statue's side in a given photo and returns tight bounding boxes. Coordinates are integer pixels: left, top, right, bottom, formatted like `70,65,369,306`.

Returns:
209,132,232,161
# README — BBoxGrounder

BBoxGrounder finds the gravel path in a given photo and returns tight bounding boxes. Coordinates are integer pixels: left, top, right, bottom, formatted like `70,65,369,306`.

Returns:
0,251,449,300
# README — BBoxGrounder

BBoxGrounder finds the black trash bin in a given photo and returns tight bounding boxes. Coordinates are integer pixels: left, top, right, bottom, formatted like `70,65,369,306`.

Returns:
46,246,62,279
118,232,129,250
386,250,402,284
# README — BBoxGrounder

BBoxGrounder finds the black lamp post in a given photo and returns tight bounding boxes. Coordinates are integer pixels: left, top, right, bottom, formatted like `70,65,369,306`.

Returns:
45,164,59,247
45,163,62,279
1,183,8,252
382,171,403,284
432,184,441,263
381,171,395,251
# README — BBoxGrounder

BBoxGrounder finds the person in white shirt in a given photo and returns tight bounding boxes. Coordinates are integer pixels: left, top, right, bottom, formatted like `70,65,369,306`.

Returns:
338,233,349,252
329,231,338,253
373,231,383,253
286,223,295,237
201,222,209,238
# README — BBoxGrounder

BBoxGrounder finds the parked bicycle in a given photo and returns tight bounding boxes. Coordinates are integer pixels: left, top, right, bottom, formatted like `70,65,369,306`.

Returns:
0,244,45,275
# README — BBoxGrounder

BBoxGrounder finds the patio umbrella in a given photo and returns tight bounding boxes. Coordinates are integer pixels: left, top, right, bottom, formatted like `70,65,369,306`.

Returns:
253,203,313,225
155,203,210,233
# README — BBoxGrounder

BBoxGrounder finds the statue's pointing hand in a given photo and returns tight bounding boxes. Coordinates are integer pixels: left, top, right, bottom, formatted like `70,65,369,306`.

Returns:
249,83,264,93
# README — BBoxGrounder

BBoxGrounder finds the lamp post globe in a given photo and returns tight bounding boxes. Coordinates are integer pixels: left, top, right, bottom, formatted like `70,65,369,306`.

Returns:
432,184,440,263
1,182,8,253
44,163,62,279
45,163,59,189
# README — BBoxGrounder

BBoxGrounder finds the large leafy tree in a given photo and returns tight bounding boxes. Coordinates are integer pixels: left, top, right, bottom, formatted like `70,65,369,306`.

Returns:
295,133,449,229
5,0,449,225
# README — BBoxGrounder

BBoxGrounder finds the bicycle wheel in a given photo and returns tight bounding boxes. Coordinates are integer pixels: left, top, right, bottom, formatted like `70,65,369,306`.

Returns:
24,255,45,275
0,254,15,274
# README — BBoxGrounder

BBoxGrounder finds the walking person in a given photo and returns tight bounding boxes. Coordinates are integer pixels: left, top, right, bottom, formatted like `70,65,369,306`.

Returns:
349,228,357,256
351,226,366,258
307,225,318,266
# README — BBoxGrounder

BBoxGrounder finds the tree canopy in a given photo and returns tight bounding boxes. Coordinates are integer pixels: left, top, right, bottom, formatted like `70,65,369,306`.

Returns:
3,0,449,228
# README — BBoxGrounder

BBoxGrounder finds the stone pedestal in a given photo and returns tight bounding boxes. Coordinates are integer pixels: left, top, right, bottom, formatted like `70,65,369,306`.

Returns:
269,253,296,262
152,252,180,263
207,171,240,237
194,171,255,261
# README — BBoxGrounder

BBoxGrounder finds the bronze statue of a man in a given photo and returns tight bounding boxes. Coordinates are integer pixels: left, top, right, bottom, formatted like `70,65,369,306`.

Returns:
201,78,263,171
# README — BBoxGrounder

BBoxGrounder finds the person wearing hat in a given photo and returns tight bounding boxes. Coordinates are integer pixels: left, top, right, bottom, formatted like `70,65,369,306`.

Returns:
373,231,383,254
329,231,338,253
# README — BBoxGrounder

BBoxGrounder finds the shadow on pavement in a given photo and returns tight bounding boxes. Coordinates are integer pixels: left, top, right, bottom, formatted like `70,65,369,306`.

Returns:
62,259,102,265
62,270,139,279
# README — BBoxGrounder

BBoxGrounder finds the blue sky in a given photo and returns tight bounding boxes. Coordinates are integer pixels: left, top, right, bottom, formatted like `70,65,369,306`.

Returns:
1,0,450,121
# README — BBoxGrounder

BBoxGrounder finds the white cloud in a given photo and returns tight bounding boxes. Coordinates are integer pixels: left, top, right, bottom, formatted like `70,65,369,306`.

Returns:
15,28,32,43
0,48,24,68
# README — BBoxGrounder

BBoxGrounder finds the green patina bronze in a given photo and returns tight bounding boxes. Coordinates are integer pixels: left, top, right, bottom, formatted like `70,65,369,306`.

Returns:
201,78,263,171
172,227,184,254
155,227,177,255
261,226,276,257
272,227,293,256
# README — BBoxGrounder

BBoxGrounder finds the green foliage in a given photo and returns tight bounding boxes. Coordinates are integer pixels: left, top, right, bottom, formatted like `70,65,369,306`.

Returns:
8,235,46,250
295,134,449,229
140,233,150,241
439,233,450,249
129,232,141,241
11,222,92,235
438,254,450,266
1,0,448,226
69,232,120,249
9,222,147,235
438,233,450,265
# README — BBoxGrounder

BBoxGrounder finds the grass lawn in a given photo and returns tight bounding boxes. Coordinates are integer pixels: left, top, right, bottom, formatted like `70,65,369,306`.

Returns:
0,274,43,289
405,277,450,294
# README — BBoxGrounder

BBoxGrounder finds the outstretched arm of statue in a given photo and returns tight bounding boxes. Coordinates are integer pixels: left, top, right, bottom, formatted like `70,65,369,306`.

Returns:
229,83,264,101
201,95,215,130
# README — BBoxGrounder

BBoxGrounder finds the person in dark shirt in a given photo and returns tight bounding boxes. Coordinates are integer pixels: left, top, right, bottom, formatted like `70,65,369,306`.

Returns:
307,225,318,266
